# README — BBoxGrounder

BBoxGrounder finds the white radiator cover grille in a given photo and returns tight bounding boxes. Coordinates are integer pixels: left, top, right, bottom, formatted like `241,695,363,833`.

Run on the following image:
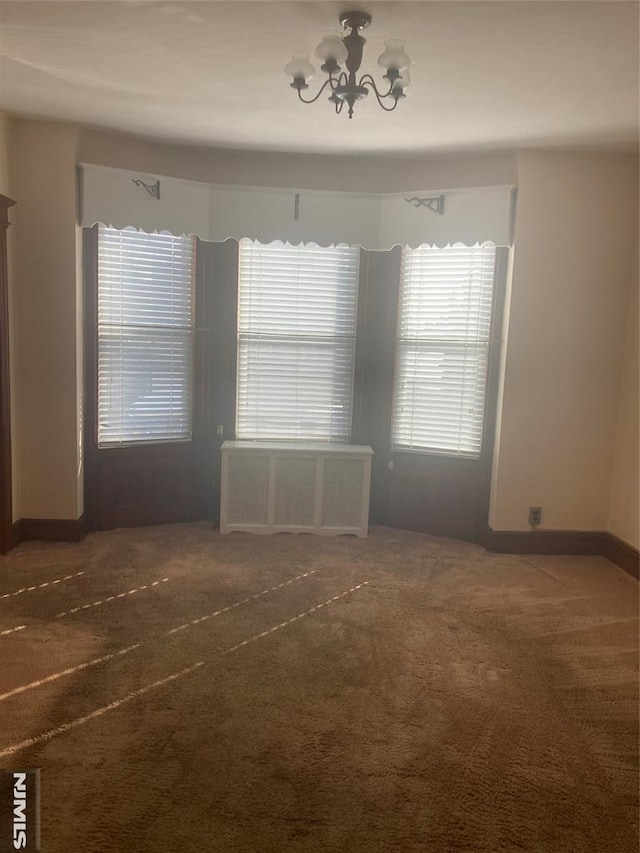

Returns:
274,456,316,527
221,442,373,537
225,454,270,526
321,458,366,529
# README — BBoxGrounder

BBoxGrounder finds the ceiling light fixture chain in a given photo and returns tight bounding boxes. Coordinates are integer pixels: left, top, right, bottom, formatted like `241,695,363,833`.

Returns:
285,10,411,119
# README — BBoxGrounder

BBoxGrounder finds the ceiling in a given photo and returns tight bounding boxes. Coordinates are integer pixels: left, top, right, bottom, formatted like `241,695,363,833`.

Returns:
0,1,637,156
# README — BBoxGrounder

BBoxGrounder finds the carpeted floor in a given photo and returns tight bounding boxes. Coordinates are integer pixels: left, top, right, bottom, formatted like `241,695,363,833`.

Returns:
0,523,637,852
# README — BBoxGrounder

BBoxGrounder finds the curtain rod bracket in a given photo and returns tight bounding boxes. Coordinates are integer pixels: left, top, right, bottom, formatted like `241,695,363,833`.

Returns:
405,194,445,214
132,178,161,200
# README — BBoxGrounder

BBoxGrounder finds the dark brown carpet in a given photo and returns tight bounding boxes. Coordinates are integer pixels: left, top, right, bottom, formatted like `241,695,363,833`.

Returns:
0,523,638,852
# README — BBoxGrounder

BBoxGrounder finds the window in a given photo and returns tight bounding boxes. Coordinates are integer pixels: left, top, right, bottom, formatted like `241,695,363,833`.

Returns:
391,243,497,457
97,225,195,445
236,240,360,442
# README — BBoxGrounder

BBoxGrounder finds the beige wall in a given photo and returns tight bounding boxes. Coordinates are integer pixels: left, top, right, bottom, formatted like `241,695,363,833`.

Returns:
3,118,638,541
0,111,20,521
9,118,82,519
0,112,10,194
608,242,639,548
490,151,638,534
78,127,517,193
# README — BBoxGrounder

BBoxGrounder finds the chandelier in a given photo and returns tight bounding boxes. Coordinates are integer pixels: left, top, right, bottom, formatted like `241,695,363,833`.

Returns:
284,11,411,119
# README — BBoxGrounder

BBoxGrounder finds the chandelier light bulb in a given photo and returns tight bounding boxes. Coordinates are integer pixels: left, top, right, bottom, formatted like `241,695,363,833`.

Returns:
377,39,411,72
393,66,411,92
314,31,348,66
284,56,316,84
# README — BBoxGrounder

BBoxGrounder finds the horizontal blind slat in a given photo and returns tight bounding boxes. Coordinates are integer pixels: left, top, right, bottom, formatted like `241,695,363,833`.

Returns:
97,225,195,445
236,239,359,442
391,243,496,457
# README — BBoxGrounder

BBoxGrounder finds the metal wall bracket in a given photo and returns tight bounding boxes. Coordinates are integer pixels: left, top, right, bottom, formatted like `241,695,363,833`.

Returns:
405,194,445,214
132,178,161,200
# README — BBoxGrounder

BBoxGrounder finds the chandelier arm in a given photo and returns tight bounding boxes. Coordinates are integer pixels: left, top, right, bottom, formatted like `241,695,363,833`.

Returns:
297,77,337,104
358,76,401,111
358,73,395,100
375,97,401,113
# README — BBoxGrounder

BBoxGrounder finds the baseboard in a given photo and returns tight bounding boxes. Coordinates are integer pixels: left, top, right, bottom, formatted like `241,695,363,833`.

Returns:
484,528,606,556
7,515,638,579
603,533,640,580
17,514,86,544
484,527,638,579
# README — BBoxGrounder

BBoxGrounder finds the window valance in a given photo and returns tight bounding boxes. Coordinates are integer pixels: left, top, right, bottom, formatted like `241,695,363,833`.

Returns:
79,163,514,250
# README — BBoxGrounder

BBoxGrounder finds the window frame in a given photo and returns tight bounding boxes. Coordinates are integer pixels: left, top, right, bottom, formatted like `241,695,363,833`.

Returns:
389,243,507,461
95,225,197,448
234,239,361,444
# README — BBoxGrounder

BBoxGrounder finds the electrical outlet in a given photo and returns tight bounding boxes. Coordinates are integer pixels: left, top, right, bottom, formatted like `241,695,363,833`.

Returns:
528,506,542,526
216,425,224,436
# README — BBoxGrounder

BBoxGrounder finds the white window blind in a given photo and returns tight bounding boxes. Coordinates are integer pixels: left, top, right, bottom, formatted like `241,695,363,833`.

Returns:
391,243,497,457
97,225,195,445
236,240,360,442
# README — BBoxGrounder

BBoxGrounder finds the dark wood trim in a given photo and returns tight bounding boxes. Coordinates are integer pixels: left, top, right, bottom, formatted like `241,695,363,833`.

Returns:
484,527,606,555
484,527,639,580
83,230,236,531
0,194,16,554
206,238,239,521
351,246,402,525
603,533,639,580
18,514,86,544
10,508,639,579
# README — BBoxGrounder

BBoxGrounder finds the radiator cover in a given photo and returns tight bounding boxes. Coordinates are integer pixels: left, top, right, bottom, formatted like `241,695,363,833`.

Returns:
220,442,373,537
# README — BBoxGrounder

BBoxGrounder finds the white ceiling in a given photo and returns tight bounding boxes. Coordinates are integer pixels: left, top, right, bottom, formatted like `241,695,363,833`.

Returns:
0,1,637,155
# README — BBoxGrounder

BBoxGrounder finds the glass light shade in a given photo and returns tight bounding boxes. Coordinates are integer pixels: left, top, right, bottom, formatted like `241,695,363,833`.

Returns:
393,66,411,91
284,56,315,82
377,39,410,72
314,31,348,65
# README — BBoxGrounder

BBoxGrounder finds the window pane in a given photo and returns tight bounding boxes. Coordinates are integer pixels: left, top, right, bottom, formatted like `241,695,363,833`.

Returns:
392,341,490,456
237,339,356,441
98,328,193,444
238,243,358,337
236,240,359,443
97,226,195,445
392,244,496,457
